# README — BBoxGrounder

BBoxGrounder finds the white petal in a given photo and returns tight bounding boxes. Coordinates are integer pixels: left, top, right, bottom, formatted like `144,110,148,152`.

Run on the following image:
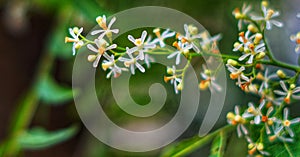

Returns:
273,90,286,96
141,30,147,43
135,62,145,73
175,53,181,65
284,108,289,120
271,20,283,28
87,44,98,53
108,17,116,29
128,35,136,43
266,21,272,30
93,55,101,68
280,81,288,92
91,30,104,35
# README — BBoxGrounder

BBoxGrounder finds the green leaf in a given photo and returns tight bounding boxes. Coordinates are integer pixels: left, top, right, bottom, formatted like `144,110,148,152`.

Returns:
47,14,74,59
73,0,110,22
160,136,202,157
18,125,79,150
267,126,300,157
160,126,234,157
36,75,76,104
209,131,227,157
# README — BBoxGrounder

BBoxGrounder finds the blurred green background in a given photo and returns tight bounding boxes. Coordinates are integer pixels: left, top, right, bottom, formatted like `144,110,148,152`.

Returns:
0,0,299,156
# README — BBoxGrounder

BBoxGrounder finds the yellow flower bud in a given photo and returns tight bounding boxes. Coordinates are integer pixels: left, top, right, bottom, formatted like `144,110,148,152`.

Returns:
254,33,263,44
188,25,198,35
262,1,268,7
88,55,97,62
247,24,258,33
276,70,286,79
226,112,235,120
227,59,238,66
256,52,266,60
257,143,264,151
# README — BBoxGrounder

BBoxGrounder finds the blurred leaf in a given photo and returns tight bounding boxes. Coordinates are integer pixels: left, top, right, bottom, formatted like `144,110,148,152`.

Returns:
18,125,79,150
209,132,226,157
160,136,201,157
73,0,110,22
36,75,76,104
47,15,74,59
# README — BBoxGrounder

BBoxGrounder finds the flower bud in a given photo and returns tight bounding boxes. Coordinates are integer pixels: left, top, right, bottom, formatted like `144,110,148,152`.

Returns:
88,55,97,62
73,27,79,34
167,67,174,75
247,24,258,33
177,82,183,91
290,84,296,89
276,70,286,78
234,42,243,52
227,59,238,66
254,33,263,44
188,25,198,35
199,80,210,90
262,1,268,7
257,143,264,151
226,112,235,120
256,52,266,60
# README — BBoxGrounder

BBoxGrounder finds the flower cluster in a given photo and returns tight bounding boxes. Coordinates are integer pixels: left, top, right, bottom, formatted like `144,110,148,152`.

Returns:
65,1,300,156
65,16,222,94
226,1,300,156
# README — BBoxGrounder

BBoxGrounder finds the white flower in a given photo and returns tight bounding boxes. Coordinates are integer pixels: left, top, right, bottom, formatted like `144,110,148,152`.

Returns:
257,68,277,93
119,48,145,75
290,32,300,54
269,124,294,142
297,12,300,18
65,27,84,55
226,64,250,87
164,66,183,94
91,15,119,40
199,65,222,93
233,31,254,51
246,136,270,156
152,28,175,47
238,43,265,64
87,39,117,68
242,100,265,124
273,81,300,104
127,30,156,60
177,24,202,53
167,41,192,65
226,106,249,137
102,53,127,78
199,32,222,52
232,3,252,30
273,108,300,137
251,6,283,30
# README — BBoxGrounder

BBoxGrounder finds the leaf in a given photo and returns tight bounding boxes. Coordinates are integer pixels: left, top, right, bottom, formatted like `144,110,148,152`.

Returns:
36,75,76,104
47,11,74,59
267,126,300,157
209,131,227,157
72,0,110,22
18,125,79,150
160,136,202,157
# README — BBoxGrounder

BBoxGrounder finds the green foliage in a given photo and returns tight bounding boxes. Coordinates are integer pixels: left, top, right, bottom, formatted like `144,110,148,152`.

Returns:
72,0,110,22
209,132,227,157
160,136,202,157
48,14,74,59
18,125,79,150
36,75,76,104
